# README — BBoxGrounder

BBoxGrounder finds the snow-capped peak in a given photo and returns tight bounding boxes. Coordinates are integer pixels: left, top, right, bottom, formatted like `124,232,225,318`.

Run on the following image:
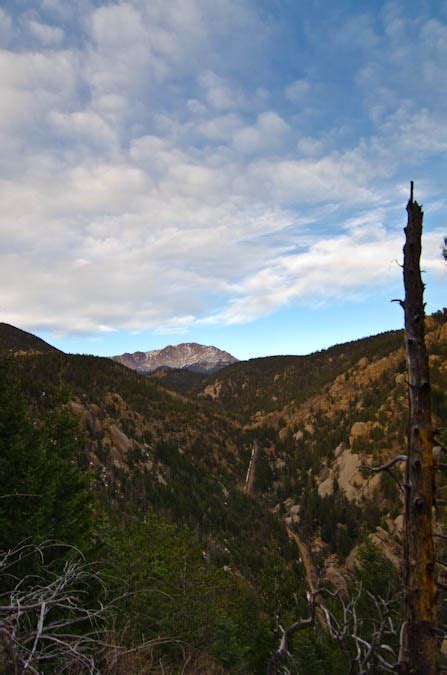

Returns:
112,342,238,374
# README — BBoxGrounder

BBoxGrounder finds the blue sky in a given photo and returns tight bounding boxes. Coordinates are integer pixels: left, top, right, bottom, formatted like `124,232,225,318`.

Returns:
0,0,445,360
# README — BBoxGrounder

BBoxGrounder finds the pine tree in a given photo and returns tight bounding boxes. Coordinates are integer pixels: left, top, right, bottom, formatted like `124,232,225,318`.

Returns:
0,358,93,557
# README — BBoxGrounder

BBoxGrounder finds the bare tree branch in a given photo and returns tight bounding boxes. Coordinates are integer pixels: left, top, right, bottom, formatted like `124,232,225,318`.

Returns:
0,542,179,674
269,583,401,674
359,455,407,473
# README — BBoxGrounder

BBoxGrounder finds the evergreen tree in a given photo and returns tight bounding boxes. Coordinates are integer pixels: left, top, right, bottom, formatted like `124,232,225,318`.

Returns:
102,511,271,672
0,358,93,556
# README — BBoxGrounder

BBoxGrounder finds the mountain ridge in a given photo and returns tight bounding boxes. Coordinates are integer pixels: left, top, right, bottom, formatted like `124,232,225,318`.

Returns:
0,322,60,355
112,341,238,374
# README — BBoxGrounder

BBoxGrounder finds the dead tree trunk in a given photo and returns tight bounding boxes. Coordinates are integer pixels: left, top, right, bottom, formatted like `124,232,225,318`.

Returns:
398,183,438,674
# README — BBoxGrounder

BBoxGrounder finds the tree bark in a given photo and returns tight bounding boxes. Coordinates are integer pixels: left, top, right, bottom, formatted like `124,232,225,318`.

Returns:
399,186,438,674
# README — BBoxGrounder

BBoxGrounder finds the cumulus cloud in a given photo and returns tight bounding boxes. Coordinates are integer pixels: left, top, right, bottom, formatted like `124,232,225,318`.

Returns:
232,111,289,154
198,71,244,110
0,0,446,339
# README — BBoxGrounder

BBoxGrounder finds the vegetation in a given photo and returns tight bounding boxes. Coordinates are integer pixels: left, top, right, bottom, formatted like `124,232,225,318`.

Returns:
196,329,405,421
0,321,59,354
0,352,302,672
0,359,93,565
0,309,446,672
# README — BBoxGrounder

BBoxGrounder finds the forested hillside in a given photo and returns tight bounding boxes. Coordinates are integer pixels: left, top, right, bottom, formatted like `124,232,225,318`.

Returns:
0,345,307,673
1,312,447,672
0,322,60,354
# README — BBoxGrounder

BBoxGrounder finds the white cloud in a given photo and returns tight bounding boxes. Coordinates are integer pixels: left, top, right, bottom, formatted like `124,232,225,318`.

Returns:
90,3,146,48
0,0,445,339
0,48,80,139
203,226,446,326
198,70,245,111
382,106,447,154
198,113,242,142
28,19,65,46
233,111,289,154
237,153,377,205
49,110,118,150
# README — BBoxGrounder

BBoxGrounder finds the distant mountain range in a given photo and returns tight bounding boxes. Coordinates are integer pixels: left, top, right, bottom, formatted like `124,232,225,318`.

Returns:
111,342,238,374
0,324,237,375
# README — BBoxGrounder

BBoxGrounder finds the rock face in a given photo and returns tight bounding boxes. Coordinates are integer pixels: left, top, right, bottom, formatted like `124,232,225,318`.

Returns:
112,342,238,374
317,444,382,503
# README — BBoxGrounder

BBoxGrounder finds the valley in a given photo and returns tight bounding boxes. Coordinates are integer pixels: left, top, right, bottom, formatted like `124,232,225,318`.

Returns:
1,312,447,673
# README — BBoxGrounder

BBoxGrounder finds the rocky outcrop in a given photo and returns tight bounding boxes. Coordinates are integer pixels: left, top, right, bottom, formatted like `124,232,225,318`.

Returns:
346,514,404,574
317,443,382,503
67,395,164,493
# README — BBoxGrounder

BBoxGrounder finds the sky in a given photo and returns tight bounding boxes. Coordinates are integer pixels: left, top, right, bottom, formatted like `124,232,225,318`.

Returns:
0,0,446,360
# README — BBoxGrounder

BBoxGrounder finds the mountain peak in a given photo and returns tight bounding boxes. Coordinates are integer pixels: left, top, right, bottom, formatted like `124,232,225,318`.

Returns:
112,342,238,374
